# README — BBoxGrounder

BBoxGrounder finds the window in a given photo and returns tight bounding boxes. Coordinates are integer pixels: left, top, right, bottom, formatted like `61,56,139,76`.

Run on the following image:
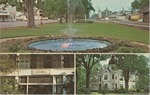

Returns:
56,76,63,84
19,77,27,83
99,77,101,82
112,74,114,79
29,76,53,83
120,84,123,88
115,83,117,88
115,76,117,80
104,74,108,80
112,83,114,89
99,84,101,89
120,77,123,81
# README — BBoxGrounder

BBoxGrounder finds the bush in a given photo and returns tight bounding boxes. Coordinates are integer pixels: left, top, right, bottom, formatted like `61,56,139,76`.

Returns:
113,88,128,93
116,46,146,53
86,20,94,23
77,88,91,94
8,41,23,52
98,86,109,94
76,20,94,23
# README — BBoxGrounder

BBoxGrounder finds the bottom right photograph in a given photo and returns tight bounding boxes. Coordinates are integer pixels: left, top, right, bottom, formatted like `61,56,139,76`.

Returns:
76,54,150,95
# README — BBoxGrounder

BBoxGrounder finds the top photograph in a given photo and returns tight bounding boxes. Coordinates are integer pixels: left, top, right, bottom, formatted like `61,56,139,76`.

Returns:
0,0,149,53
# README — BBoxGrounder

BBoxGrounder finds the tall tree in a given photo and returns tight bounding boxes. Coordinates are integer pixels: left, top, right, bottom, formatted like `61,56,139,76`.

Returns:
131,0,149,10
114,54,149,91
0,54,20,94
76,54,109,90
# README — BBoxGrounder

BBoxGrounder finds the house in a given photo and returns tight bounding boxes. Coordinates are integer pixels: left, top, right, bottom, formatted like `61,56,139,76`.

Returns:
0,4,16,21
90,56,136,91
0,54,74,94
139,6,149,23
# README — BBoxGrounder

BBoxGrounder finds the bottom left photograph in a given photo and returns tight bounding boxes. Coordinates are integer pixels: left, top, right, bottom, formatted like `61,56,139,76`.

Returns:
0,54,75,94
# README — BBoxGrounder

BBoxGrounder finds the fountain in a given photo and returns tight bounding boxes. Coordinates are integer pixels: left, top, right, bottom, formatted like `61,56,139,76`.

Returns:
28,0,112,52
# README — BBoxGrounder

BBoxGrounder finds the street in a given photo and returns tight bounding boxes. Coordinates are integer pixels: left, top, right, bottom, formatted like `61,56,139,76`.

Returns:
0,19,58,29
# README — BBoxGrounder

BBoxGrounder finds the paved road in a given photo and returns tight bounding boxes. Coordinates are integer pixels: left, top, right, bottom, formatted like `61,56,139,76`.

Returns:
94,20,149,30
111,21,150,28
0,20,58,29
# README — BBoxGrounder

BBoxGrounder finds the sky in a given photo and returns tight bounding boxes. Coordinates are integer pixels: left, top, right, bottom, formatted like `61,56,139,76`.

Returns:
91,0,134,13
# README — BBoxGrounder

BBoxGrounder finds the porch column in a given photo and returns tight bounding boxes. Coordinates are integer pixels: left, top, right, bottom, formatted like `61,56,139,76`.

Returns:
53,76,56,94
26,76,29,94
63,75,66,95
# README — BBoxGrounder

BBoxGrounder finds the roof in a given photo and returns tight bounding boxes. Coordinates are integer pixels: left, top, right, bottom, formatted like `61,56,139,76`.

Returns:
139,6,149,13
108,55,117,65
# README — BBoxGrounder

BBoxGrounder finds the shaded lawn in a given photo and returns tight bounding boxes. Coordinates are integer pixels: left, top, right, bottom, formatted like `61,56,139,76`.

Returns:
0,22,149,44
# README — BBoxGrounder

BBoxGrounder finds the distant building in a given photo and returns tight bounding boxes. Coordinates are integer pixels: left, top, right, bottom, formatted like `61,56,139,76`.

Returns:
90,56,136,91
139,6,149,23
116,13,127,21
0,4,16,21
102,7,112,19
34,7,43,20
0,54,74,94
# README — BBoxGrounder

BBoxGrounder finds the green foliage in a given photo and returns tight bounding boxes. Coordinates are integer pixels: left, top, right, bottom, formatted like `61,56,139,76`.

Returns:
112,88,128,93
98,85,109,94
0,0,17,6
76,54,110,94
131,0,149,9
114,54,149,90
8,41,23,52
0,78,21,94
0,55,18,74
135,76,149,92
116,46,146,53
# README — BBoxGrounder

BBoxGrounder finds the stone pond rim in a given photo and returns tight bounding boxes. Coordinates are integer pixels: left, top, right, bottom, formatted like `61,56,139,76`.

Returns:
27,36,114,52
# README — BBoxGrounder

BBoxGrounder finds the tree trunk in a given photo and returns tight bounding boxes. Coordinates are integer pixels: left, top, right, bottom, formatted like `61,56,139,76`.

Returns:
65,14,68,23
86,69,90,89
123,70,129,91
26,0,35,28
59,15,63,24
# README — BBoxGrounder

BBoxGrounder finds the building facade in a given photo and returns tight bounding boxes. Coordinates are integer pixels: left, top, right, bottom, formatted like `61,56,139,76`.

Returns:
90,58,136,91
0,4,16,22
0,54,75,94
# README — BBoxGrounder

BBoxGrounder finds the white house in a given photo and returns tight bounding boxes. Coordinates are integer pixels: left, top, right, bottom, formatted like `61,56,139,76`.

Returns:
0,4,16,21
90,56,136,91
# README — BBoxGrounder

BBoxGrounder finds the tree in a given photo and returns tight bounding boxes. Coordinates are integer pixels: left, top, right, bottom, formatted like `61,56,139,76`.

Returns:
82,0,95,18
76,54,109,91
135,75,149,92
24,0,35,28
0,0,17,6
0,54,20,94
131,0,149,10
0,55,17,74
0,78,21,94
114,54,149,91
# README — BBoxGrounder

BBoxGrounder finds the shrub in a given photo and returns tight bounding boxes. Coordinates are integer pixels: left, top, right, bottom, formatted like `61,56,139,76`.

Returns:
116,46,146,53
76,20,94,23
86,20,94,23
113,88,128,93
8,41,23,52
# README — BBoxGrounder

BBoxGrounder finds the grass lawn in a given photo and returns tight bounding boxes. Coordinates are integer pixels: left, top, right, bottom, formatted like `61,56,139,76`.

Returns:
91,92,148,95
0,22,149,44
